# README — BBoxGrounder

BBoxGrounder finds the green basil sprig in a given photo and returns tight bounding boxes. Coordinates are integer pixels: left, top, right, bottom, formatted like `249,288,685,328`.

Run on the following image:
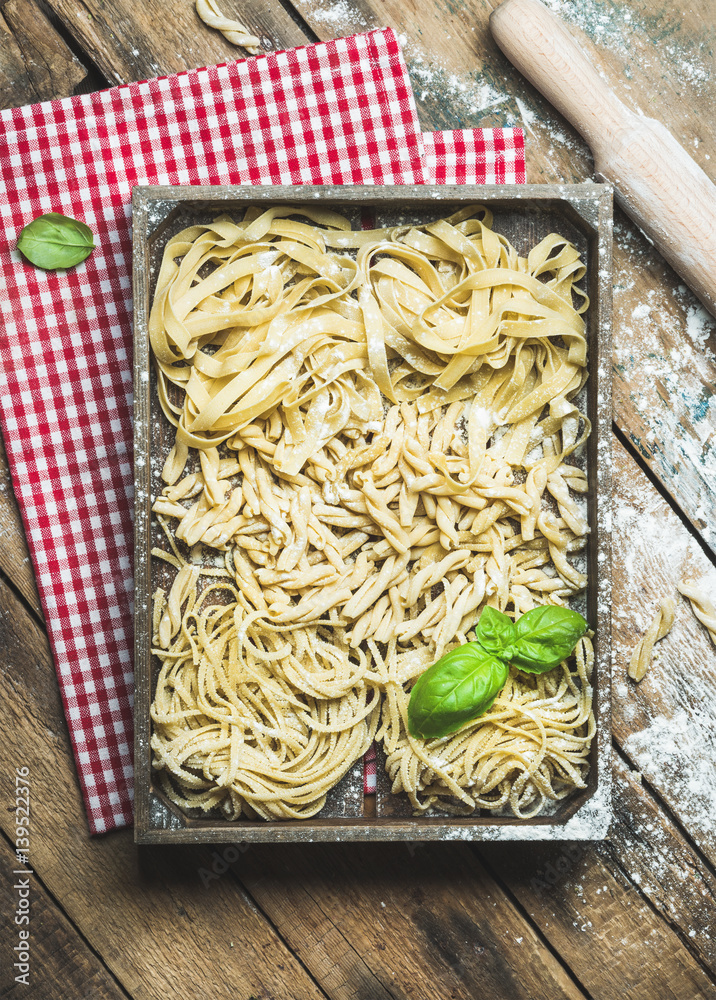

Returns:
407,604,588,739
17,212,94,270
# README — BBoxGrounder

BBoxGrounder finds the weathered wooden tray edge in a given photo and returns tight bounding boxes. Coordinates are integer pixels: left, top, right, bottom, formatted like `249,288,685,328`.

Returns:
133,183,613,845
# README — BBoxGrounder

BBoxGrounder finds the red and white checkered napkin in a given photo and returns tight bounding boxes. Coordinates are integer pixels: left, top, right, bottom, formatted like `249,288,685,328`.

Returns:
0,27,524,834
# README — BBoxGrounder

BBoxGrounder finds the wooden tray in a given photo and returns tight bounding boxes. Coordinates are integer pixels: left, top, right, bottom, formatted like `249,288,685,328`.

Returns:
133,184,613,844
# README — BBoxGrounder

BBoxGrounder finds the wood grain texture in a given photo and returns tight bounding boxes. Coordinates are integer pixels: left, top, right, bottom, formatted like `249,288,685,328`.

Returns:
479,770,716,1000
605,755,716,971
0,0,86,108
228,755,716,1000
481,753,716,980
0,579,329,1000
0,835,129,1000
288,0,716,557
237,843,589,1000
610,435,716,868
0,432,42,618
42,0,310,86
490,0,716,315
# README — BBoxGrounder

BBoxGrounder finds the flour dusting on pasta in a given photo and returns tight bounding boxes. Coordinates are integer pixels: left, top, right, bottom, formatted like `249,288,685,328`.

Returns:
148,204,595,820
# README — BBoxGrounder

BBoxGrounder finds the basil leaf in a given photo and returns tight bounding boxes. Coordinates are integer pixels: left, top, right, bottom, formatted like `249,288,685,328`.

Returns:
473,605,516,656
510,605,588,673
407,642,509,739
17,212,94,270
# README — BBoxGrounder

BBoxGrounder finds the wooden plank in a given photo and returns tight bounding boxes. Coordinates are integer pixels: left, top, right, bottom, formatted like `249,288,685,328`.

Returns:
0,433,42,618
286,0,716,557
0,835,130,1000
611,223,716,560
42,0,311,87
478,764,716,1000
476,748,716,989
237,749,716,1000
237,843,589,1000
606,754,716,972
610,435,716,867
0,0,86,108
0,579,330,1000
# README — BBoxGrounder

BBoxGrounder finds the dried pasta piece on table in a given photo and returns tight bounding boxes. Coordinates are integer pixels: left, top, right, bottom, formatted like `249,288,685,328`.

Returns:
678,579,716,647
628,597,677,682
195,0,262,54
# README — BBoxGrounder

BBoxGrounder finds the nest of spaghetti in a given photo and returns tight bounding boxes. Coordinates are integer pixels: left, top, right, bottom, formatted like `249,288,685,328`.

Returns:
375,636,595,819
151,572,381,820
147,202,596,821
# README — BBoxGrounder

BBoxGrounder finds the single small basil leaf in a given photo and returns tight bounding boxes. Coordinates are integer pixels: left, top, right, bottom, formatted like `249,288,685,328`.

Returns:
17,212,94,270
511,605,588,673
407,642,509,739
473,605,516,656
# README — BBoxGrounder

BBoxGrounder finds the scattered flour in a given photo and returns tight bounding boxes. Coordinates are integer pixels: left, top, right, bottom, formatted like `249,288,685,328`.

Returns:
624,709,716,857
515,97,537,136
631,303,651,321
685,303,716,354
540,0,712,101
304,0,369,28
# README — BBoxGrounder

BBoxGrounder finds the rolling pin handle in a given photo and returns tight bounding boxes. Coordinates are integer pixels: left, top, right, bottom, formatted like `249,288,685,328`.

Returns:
490,0,716,317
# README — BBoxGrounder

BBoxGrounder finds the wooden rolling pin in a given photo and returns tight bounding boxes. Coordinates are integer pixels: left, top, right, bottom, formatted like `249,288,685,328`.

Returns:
490,0,716,317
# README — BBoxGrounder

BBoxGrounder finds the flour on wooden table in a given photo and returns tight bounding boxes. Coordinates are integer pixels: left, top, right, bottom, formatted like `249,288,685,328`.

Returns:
685,302,715,354
624,709,716,857
612,438,716,866
302,0,368,29
407,52,512,117
612,233,716,544
541,0,712,100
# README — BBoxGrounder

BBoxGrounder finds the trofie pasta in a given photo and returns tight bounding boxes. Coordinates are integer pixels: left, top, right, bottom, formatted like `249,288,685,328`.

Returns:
195,0,262,54
627,597,676,682
148,203,596,820
678,579,716,647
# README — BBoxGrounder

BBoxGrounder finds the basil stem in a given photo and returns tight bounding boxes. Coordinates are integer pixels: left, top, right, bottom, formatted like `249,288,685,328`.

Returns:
17,212,95,270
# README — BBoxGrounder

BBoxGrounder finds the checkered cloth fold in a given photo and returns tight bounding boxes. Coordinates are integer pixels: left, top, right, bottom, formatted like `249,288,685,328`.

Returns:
0,27,524,833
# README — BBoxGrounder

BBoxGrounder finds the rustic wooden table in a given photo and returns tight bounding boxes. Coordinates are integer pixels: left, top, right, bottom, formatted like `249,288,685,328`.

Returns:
1,1,715,997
